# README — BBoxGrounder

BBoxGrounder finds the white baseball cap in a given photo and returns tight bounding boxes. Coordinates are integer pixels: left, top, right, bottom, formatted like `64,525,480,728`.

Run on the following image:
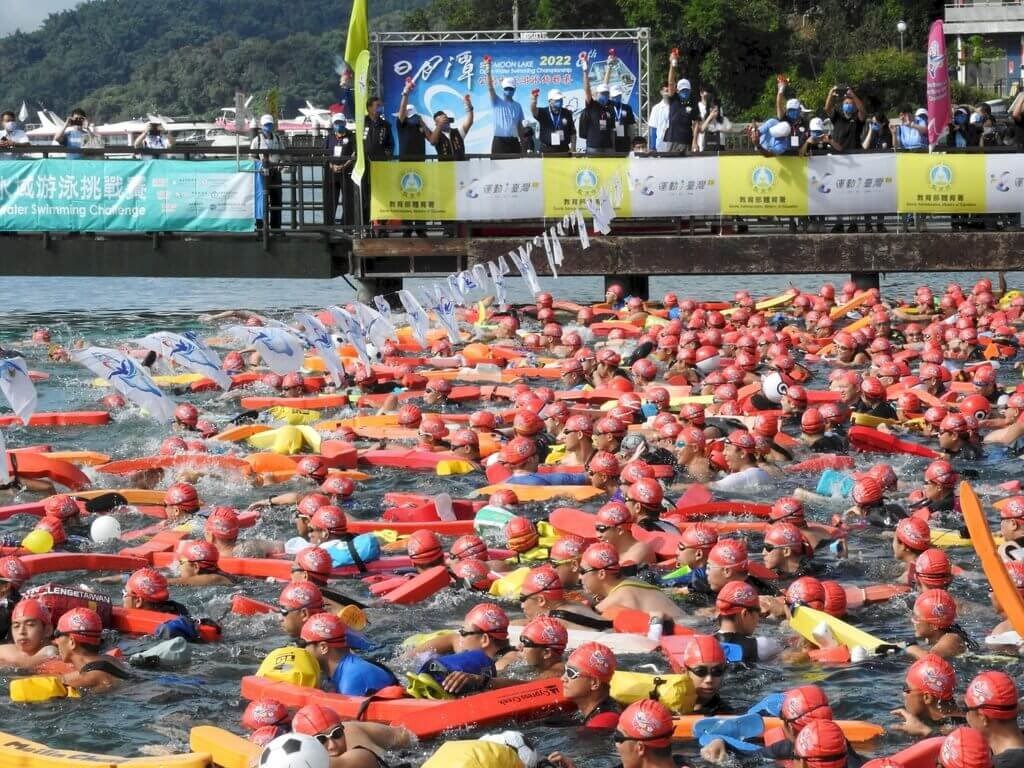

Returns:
915,107,928,117
500,78,516,89
330,113,344,122
260,114,274,125
785,98,802,111
676,79,691,91
547,89,564,101
392,105,417,117
595,83,610,93
610,86,623,98
769,120,792,138
809,117,825,131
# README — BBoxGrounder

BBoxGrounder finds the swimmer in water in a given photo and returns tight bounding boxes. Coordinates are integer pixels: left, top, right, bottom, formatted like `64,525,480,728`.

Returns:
54,607,132,693
0,599,58,670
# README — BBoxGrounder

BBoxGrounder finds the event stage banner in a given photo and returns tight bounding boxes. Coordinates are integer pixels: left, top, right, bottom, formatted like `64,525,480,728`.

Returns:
629,155,719,217
718,156,808,216
370,160,458,220
807,153,897,216
454,158,544,220
896,153,986,213
541,156,631,218
379,39,640,155
0,159,256,232
983,153,1024,213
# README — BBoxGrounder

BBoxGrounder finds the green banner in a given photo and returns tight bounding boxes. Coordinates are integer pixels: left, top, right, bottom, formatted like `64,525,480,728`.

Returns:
0,159,256,232
351,49,371,189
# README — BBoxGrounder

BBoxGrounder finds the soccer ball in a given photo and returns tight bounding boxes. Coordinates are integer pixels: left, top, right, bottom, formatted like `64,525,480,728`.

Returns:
259,733,330,768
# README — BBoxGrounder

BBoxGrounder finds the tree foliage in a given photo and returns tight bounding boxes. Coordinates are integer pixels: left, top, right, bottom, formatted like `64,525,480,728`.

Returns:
2,0,425,120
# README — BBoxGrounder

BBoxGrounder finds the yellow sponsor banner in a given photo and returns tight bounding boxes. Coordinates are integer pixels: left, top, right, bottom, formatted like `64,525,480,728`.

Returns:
370,161,457,220
542,157,631,218
896,153,986,214
719,155,808,216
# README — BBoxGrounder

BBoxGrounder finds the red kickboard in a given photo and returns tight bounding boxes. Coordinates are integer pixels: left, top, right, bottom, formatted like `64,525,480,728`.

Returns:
785,454,856,473
610,608,694,636
21,553,147,577
5,451,91,491
348,518,476,535
358,449,464,470
380,565,450,604
849,425,939,458
118,530,189,558
231,594,276,615
672,501,773,520
862,736,943,768
241,675,571,739
0,501,47,521
0,411,110,427
110,606,220,642
240,393,350,410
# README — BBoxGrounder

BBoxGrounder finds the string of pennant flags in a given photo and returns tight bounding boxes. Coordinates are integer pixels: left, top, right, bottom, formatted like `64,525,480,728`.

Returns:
0,190,616,436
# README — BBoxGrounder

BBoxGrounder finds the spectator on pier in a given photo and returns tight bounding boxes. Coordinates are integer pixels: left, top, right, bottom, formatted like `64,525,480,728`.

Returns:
337,68,356,120
610,85,636,153
747,118,792,156
486,64,525,156
362,96,394,229
861,112,893,232
323,114,355,226
776,78,809,150
946,106,980,148
697,86,731,152
531,89,575,155
429,95,473,161
250,114,285,230
665,52,700,154
895,107,928,150
647,83,673,153
825,86,866,233
133,119,174,156
0,111,30,154
54,108,102,159
581,51,616,155
396,83,428,160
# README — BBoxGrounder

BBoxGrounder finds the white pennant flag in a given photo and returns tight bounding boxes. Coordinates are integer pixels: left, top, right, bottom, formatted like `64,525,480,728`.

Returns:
550,225,564,266
353,302,396,353
331,306,373,367
137,332,231,391
0,430,10,486
0,355,38,424
586,197,611,235
295,313,345,387
72,346,176,423
228,325,306,375
498,254,511,275
372,296,394,327
423,284,461,343
398,290,430,349
446,274,468,307
471,264,492,298
488,261,508,310
541,229,557,278
576,209,591,249
509,248,542,295
562,213,573,231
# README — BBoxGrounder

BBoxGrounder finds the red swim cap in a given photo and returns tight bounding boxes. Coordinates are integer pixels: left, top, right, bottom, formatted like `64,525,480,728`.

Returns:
906,653,956,700
164,482,200,511
291,704,342,737
242,698,289,731
965,670,1019,719
715,580,760,616
300,612,348,647
914,588,957,629
681,634,726,668
567,641,617,683
617,699,674,748
780,685,833,730
294,546,333,582
465,602,509,639
126,567,170,602
794,720,848,768
938,727,992,768
581,542,620,572
520,616,568,654
278,581,324,612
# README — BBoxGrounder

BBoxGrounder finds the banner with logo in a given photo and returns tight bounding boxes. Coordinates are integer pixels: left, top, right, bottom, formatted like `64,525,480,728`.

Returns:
718,156,808,216
807,153,897,216
455,158,543,219
379,38,641,155
369,161,458,219
542,157,631,218
629,156,718,217
0,159,256,232
896,153,986,213
984,154,1024,213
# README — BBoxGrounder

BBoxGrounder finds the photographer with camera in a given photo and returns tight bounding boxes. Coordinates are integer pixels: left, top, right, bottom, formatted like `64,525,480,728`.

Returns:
54,108,103,159
799,117,840,232
133,119,174,157
0,111,30,156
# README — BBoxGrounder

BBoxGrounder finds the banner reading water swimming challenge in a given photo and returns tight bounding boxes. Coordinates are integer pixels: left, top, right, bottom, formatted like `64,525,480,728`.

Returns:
369,152,1024,220
0,159,256,232
379,39,641,155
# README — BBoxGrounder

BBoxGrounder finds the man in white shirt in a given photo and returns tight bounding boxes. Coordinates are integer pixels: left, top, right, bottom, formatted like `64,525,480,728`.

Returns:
133,120,174,157
250,114,285,229
647,85,673,153
0,111,30,154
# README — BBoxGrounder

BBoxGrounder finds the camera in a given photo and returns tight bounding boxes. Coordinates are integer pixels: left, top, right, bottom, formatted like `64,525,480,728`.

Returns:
834,85,849,95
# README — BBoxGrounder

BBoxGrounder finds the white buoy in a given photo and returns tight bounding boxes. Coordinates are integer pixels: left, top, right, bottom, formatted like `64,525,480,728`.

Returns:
90,515,122,544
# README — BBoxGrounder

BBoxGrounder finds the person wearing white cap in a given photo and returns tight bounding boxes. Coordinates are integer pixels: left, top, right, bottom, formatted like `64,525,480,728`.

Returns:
609,84,636,153
530,88,576,154
429,94,474,162
665,52,699,154
133,118,174,155
250,114,285,229
580,49,617,154
745,117,792,157
486,61,525,156
396,80,429,160
323,113,355,226
798,117,838,158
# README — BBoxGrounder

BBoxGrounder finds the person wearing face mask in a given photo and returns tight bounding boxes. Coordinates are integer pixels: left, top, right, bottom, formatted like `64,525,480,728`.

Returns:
0,111,30,158
697,87,731,152
485,62,525,156
647,85,674,153
609,85,636,153
530,88,576,154
323,114,355,226
133,119,174,157
580,51,616,154
396,81,430,237
362,96,394,228
946,106,980,148
250,114,285,229
665,52,699,154
859,112,892,231
896,107,929,149
776,85,810,148
824,86,866,233
429,95,473,161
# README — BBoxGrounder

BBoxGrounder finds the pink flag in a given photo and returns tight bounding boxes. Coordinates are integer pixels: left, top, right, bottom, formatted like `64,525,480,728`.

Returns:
926,20,953,147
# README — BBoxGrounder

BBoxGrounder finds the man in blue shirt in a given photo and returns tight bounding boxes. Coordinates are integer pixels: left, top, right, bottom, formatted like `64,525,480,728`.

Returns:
486,63,525,156
54,108,102,160
896,107,928,150
747,118,792,156
301,612,397,696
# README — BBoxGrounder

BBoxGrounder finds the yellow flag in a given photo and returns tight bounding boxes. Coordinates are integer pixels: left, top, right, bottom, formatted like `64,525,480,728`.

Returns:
351,50,370,188
344,0,369,70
